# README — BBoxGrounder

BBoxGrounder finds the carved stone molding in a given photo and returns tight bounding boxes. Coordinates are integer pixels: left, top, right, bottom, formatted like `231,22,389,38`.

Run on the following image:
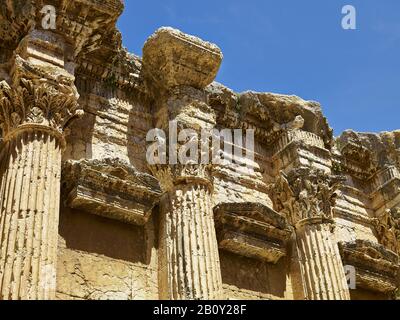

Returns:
57,1,124,59
150,164,213,193
337,141,377,180
62,158,162,225
271,168,345,226
0,0,124,58
0,77,81,140
339,240,400,294
272,129,325,158
143,27,223,91
214,202,292,264
373,208,400,255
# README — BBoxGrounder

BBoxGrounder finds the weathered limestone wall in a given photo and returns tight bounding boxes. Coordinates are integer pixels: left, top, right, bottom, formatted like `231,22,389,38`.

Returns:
65,82,152,174
56,207,158,300
0,1,399,301
220,251,291,300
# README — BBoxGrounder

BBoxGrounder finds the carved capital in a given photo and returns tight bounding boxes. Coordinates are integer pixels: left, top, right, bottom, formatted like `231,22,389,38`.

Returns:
373,208,400,254
0,55,83,140
150,164,213,193
0,76,82,140
270,168,345,226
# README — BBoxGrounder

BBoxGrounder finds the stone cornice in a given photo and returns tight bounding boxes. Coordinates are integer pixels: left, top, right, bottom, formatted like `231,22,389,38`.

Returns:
62,158,162,225
0,0,124,59
271,129,327,159
339,240,399,294
369,166,400,196
214,202,292,263
75,51,144,93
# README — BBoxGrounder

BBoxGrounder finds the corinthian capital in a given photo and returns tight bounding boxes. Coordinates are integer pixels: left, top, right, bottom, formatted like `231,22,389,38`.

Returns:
0,76,82,139
150,163,213,193
271,168,345,226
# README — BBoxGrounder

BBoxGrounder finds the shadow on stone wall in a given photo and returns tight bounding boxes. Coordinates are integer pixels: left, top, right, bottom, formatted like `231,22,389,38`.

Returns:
220,250,287,299
59,205,147,264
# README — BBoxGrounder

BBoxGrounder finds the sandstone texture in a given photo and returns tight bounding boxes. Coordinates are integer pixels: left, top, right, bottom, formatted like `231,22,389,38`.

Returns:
0,0,399,300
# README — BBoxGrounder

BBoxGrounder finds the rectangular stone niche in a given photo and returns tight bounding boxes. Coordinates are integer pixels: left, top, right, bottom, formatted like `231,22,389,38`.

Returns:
214,202,292,264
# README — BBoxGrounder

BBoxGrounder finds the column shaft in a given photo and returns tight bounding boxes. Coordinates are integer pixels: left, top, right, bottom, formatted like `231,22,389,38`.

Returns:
0,129,62,300
296,221,350,300
159,183,223,300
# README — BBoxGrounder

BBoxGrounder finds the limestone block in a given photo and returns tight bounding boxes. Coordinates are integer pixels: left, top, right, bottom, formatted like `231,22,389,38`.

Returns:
143,27,223,90
56,248,158,300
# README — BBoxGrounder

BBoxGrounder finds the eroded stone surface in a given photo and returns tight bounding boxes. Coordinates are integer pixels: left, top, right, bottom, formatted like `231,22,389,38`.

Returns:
0,1,399,301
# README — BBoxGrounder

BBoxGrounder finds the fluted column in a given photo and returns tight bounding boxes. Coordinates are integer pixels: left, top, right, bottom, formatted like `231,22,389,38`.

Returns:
273,168,350,300
0,127,63,299
295,218,350,300
142,27,224,299
156,166,223,300
0,41,82,299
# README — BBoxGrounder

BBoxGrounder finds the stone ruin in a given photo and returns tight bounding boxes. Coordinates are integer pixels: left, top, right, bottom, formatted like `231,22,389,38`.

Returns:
0,0,399,300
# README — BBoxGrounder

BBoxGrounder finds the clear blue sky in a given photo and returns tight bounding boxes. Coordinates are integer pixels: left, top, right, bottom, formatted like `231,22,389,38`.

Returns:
117,0,400,135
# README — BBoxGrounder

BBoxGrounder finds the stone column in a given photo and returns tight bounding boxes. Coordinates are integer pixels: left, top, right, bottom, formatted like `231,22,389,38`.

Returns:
0,126,63,300
274,168,351,300
295,218,350,300
156,166,223,300
143,28,224,300
0,38,81,299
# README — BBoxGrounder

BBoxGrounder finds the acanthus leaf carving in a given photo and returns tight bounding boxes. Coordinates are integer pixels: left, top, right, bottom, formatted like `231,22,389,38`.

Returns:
150,163,213,193
373,208,400,254
0,77,82,138
270,167,345,226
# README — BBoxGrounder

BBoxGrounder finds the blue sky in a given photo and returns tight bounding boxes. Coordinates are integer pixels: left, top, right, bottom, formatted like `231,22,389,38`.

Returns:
117,1,400,135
